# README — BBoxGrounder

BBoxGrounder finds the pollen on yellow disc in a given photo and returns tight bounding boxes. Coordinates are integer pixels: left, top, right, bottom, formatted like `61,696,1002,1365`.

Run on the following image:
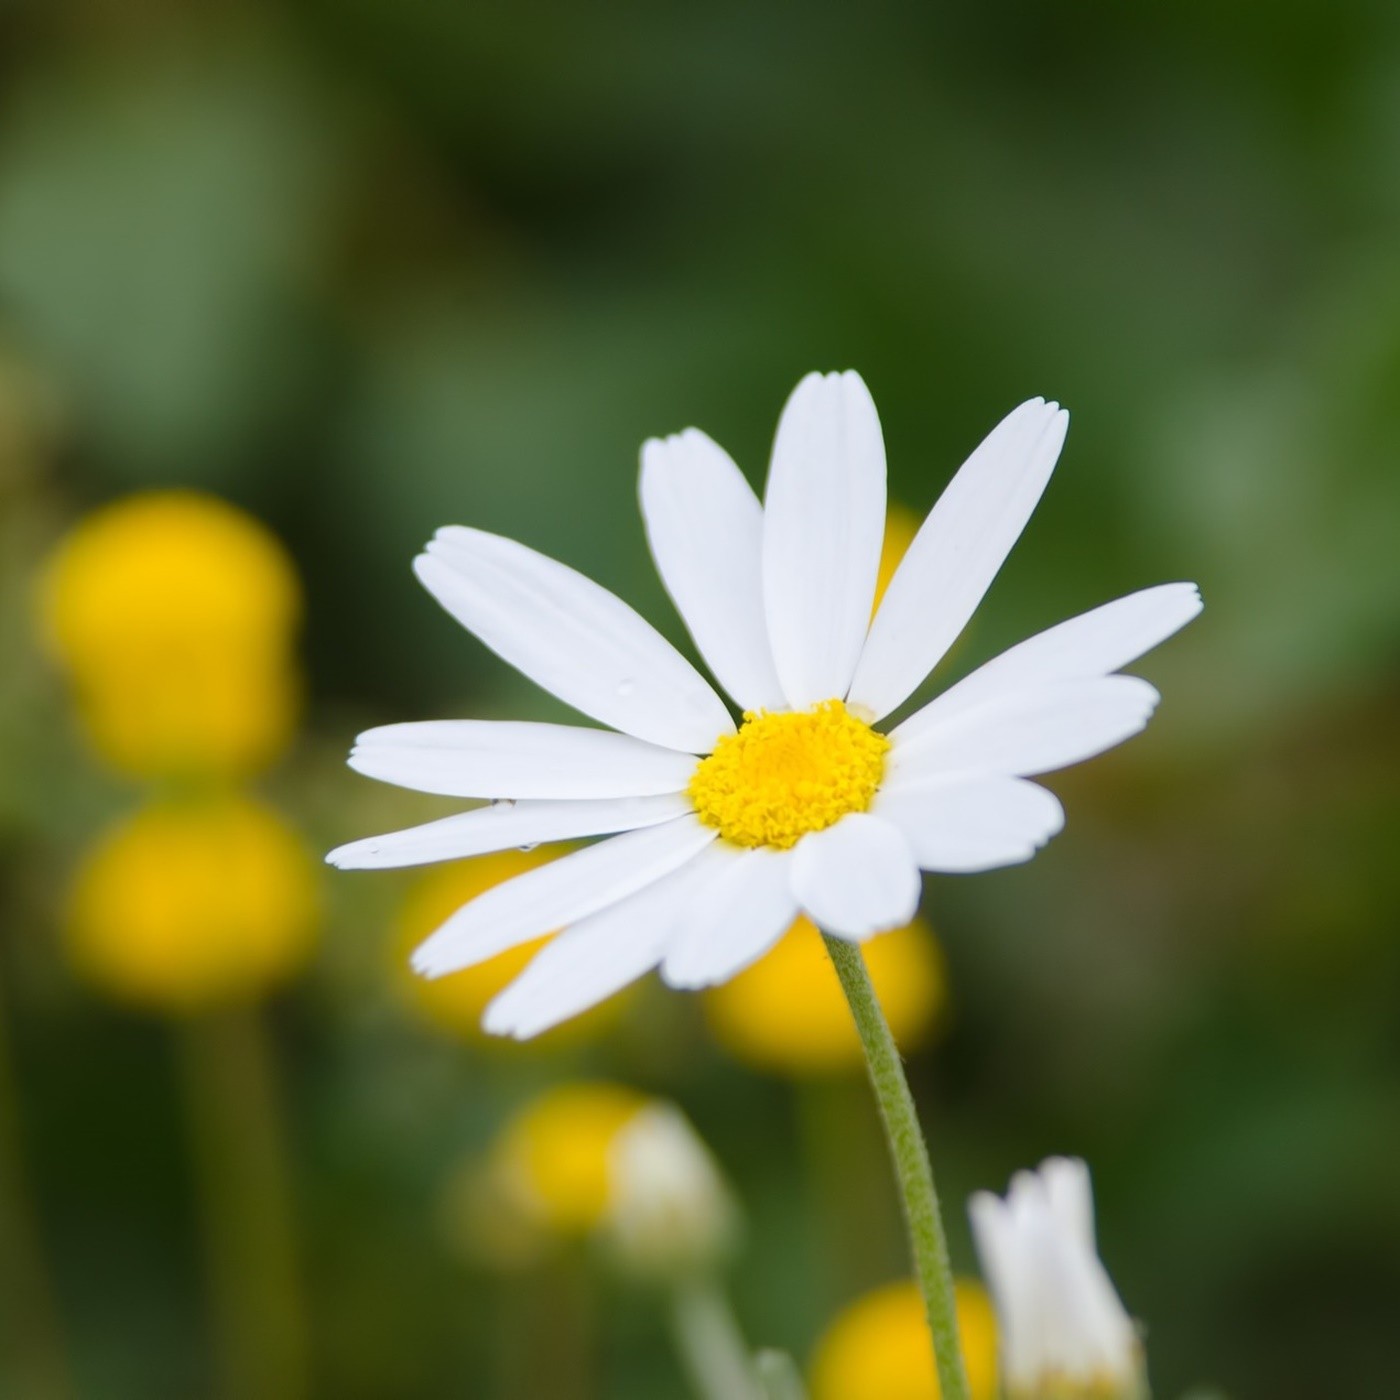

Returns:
67,794,319,1014
810,1278,998,1400
689,701,889,850
703,915,945,1076
493,1082,649,1236
37,491,303,779
394,848,626,1046
874,501,923,614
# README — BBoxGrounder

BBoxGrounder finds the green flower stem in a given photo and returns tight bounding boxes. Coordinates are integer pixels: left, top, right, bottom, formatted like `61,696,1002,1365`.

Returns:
755,1348,810,1400
823,934,970,1400
177,1006,307,1400
0,980,72,1400
668,1278,763,1400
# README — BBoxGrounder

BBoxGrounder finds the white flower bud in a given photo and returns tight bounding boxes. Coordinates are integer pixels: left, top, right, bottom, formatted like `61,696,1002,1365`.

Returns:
603,1104,738,1282
969,1157,1143,1400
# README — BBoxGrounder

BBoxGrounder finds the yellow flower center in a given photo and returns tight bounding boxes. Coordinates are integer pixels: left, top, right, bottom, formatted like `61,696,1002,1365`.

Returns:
688,700,889,850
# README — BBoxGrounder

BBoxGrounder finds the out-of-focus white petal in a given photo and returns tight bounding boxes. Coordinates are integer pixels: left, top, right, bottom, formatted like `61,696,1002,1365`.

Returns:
762,371,886,709
969,1191,1044,1389
895,581,1202,740
790,813,919,939
1040,1155,1098,1255
482,853,715,1039
872,774,1064,873
326,793,692,870
970,1158,1140,1394
848,399,1068,720
640,429,786,712
411,816,716,976
891,676,1160,780
416,527,734,753
661,845,798,989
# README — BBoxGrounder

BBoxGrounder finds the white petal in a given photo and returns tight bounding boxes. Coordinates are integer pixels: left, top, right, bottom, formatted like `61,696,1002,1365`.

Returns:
890,676,1160,780
348,720,696,800
895,582,1202,742
873,774,1064,873
790,813,920,939
411,816,716,976
762,371,887,708
661,845,798,989
969,1192,1040,1385
482,855,709,1039
639,429,786,711
972,1161,1139,1391
1040,1157,1098,1256
327,793,692,870
848,399,1069,720
416,527,734,753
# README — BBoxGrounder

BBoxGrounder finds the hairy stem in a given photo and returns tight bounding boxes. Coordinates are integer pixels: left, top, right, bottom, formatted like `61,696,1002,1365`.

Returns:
824,934,969,1400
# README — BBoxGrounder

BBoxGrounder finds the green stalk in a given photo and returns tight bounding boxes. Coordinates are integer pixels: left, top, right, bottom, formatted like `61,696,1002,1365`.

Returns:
0,980,72,1400
823,934,969,1400
755,1349,810,1400
668,1278,762,1400
176,1006,308,1400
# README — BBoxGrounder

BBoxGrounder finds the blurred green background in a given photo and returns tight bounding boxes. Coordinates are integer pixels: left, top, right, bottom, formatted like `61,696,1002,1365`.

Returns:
2,2,1399,1397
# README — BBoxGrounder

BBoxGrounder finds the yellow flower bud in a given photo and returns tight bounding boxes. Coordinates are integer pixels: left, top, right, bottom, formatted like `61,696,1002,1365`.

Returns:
393,849,629,1046
67,794,319,1012
38,491,302,779
703,915,945,1076
811,1279,999,1400
491,1082,648,1237
873,501,923,613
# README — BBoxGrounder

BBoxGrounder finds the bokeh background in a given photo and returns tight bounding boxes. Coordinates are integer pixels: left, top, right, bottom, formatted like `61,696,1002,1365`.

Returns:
2,2,1399,1397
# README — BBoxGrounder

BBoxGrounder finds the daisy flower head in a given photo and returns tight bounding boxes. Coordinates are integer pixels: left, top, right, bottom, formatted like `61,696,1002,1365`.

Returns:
330,372,1201,1038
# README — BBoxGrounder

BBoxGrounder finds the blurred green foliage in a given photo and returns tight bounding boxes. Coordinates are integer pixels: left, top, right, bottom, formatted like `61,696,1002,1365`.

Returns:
2,2,1399,1398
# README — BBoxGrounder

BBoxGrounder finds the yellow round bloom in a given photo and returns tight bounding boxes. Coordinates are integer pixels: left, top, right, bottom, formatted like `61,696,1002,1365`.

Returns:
874,501,922,613
493,1082,648,1235
811,1279,998,1400
67,794,319,1013
394,848,627,1045
38,491,302,778
703,915,945,1076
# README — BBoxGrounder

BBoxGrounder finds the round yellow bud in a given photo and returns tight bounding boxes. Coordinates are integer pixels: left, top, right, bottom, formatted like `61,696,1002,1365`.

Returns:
811,1279,999,1400
874,501,923,614
394,849,627,1046
703,915,946,1076
492,1082,648,1236
67,794,319,1013
38,491,302,778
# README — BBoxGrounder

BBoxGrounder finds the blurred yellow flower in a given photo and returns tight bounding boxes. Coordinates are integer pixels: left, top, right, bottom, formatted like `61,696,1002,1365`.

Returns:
67,793,319,1012
811,1279,998,1400
492,1082,648,1236
703,915,945,1076
393,848,627,1045
874,501,922,613
38,491,302,779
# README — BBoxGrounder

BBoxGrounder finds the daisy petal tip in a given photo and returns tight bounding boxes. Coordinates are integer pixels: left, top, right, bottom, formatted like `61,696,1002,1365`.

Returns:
409,944,449,981
658,959,708,993
479,1004,511,1037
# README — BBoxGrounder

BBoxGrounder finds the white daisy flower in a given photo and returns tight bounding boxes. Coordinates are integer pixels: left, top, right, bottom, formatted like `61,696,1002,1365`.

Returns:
330,371,1201,1039
969,1157,1143,1399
